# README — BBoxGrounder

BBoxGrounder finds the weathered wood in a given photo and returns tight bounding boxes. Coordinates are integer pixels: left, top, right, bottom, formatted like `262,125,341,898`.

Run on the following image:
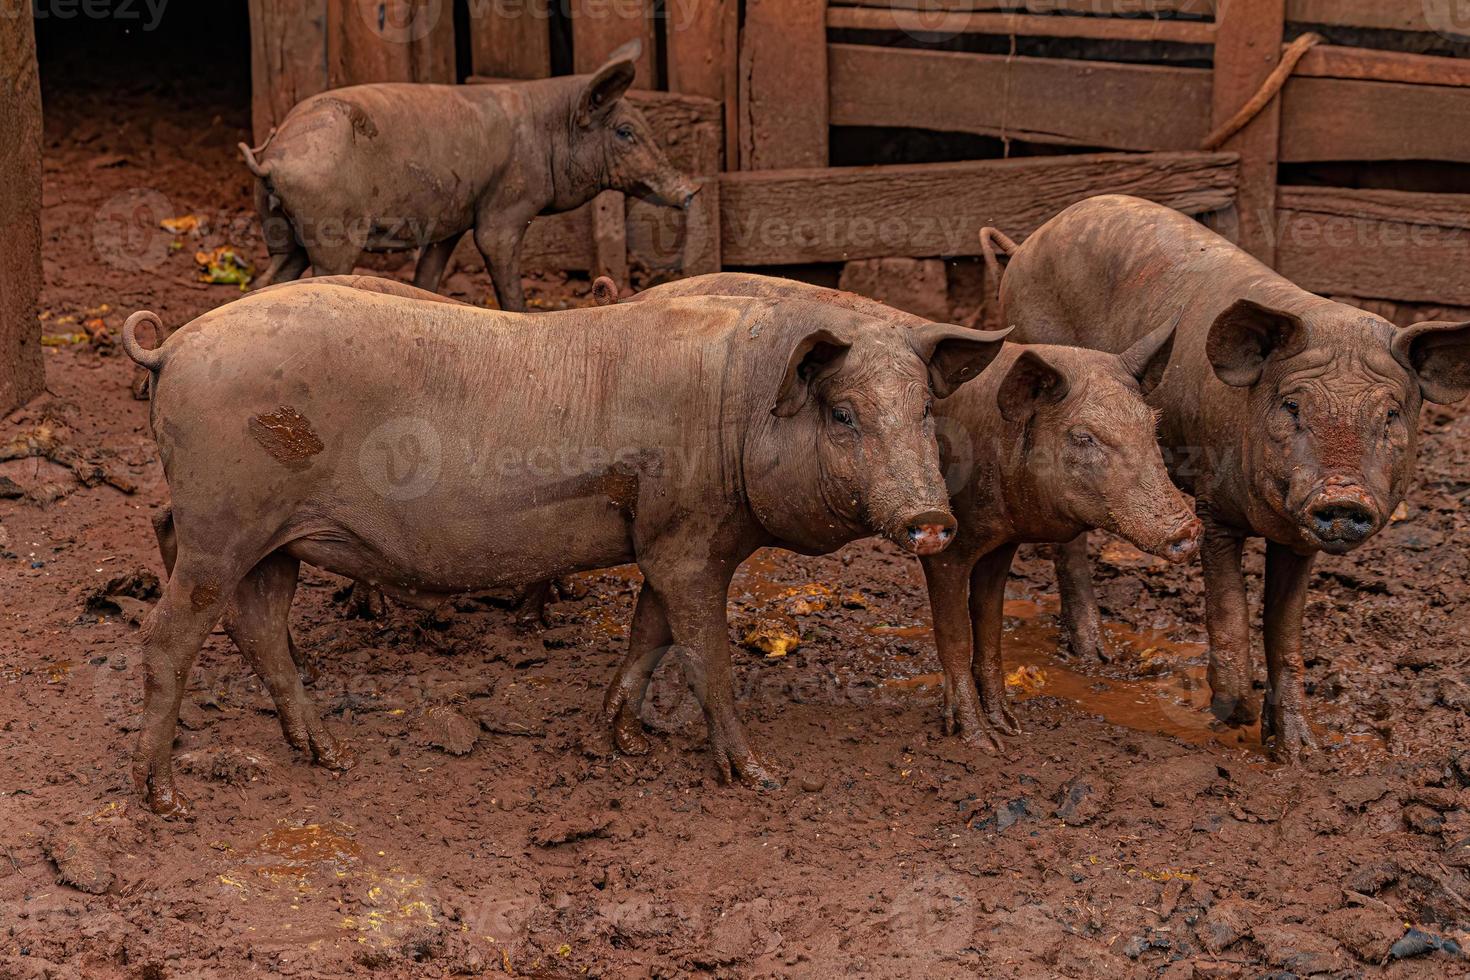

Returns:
718,151,1239,265
739,0,829,170
682,177,723,276
0,12,44,413
248,0,330,141
1211,0,1285,264
828,44,1211,151
837,0,1216,13
839,258,950,321
591,191,630,285
1276,186,1470,306
327,0,455,87
469,0,552,78
1286,0,1465,36
1296,45,1470,88
524,209,595,272
827,6,1216,43
570,0,657,84
665,0,737,168
1281,76,1470,162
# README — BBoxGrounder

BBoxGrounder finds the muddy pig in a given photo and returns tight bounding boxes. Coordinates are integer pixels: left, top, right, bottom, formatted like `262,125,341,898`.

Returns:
120,278,1004,815
239,39,696,310
984,194,1470,761
583,273,1199,752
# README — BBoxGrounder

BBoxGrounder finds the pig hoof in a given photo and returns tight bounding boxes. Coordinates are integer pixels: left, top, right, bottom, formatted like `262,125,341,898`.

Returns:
987,708,1022,738
1265,708,1317,764
613,716,651,756
723,753,781,792
345,582,386,619
311,734,355,771
1210,691,1260,727
135,770,193,819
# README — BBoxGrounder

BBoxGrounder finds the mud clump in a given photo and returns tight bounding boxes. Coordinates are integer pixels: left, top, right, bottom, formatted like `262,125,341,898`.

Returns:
43,833,112,895
415,705,480,756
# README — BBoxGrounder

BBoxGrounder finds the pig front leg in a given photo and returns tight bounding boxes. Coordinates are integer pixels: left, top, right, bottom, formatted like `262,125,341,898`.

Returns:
1261,541,1319,762
1201,517,1259,726
412,233,463,294
638,556,779,790
602,581,673,756
922,549,1001,750
473,220,529,313
970,543,1023,736
1054,533,1108,662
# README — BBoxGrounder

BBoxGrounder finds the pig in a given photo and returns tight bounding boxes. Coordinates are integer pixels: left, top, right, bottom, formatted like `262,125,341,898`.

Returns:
120,277,1004,815
983,194,1470,761
238,39,696,311
582,274,1200,752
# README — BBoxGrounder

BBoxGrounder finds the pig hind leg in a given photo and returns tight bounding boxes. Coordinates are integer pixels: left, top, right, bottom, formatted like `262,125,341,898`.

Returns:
412,233,463,294
473,222,528,312
224,552,354,771
602,581,673,756
1054,533,1110,662
254,247,310,289
251,180,310,289
970,544,1023,736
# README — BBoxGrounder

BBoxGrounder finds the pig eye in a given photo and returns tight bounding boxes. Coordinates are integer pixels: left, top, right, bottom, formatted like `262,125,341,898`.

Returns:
616,125,635,142
1069,428,1097,448
923,401,933,419
831,406,857,429
1386,407,1401,422
1282,398,1300,417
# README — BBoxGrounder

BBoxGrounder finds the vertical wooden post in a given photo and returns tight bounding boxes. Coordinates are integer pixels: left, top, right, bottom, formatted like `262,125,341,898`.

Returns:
682,177,722,276
591,190,630,287
248,0,330,141
570,0,657,85
666,0,737,168
0,12,45,414
328,0,456,89
469,0,551,79
739,0,828,170
1211,0,1285,264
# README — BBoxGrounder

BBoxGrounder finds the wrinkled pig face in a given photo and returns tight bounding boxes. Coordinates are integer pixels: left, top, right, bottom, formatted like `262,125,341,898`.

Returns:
1208,300,1470,553
998,331,1200,562
767,313,1005,556
572,46,698,209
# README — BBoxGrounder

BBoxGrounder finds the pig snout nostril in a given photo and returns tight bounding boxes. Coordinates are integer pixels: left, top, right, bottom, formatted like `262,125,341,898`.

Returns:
1309,499,1376,542
903,511,956,556
681,191,696,209
1163,521,1201,562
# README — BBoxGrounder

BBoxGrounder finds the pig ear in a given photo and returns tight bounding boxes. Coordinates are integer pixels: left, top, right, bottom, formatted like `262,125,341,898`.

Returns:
997,349,1070,423
577,42,639,126
772,329,851,418
1206,298,1304,388
1118,315,1178,396
907,322,1011,398
1393,319,1470,404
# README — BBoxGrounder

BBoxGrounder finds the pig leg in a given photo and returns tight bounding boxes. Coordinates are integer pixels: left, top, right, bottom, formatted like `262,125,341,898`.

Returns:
1054,533,1109,662
303,240,363,278
223,553,354,771
922,550,1000,750
970,543,1023,736
1201,521,1259,726
412,233,463,293
253,246,310,289
639,557,779,789
603,581,673,756
473,223,528,313
1261,542,1319,762
132,560,240,817
513,579,555,629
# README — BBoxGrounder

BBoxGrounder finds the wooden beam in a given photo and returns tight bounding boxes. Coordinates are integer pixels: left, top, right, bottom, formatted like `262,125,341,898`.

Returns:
682,177,723,276
1296,45,1470,89
826,7,1216,43
1276,185,1470,306
739,0,829,169
717,151,1239,265
570,0,658,85
327,0,455,87
0,12,44,413
1286,0,1465,36
1281,76,1470,162
665,0,737,169
248,0,330,141
1211,0,1285,264
828,44,1211,151
468,0,551,79
836,0,1217,13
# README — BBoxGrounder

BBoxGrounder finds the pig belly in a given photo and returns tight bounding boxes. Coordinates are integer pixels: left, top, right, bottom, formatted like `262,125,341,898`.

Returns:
282,494,635,598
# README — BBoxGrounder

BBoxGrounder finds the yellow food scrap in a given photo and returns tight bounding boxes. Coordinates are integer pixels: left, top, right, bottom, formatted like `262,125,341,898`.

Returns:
1005,664,1048,694
744,620,800,658
160,214,201,235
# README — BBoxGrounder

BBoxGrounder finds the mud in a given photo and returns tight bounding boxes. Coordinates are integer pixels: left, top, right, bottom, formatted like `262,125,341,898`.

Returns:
2,71,1469,980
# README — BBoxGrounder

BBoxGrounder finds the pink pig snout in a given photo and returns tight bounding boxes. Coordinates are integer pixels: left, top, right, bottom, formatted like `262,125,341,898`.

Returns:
1303,477,1380,552
1160,516,1202,563
901,510,957,556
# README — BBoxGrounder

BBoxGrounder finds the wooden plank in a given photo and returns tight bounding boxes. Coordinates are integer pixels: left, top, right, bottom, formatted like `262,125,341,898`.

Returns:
839,258,950,321
524,208,595,271
665,0,736,168
1211,0,1285,264
248,0,330,141
836,0,1217,13
682,177,723,276
591,191,630,284
718,151,1239,265
1286,0,1465,36
1280,76,1470,162
1296,44,1470,88
828,44,1211,151
739,0,829,169
827,6,1216,43
0,12,44,413
327,0,455,87
469,0,551,79
570,0,657,85
1276,186,1470,305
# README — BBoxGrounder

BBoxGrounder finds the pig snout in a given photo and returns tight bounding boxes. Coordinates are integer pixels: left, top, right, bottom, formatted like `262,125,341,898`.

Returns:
1159,517,1202,563
900,510,957,556
648,176,699,209
1303,478,1380,551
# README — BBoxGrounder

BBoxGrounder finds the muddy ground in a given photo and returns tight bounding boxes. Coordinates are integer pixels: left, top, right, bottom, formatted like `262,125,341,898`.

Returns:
3,56,1470,980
